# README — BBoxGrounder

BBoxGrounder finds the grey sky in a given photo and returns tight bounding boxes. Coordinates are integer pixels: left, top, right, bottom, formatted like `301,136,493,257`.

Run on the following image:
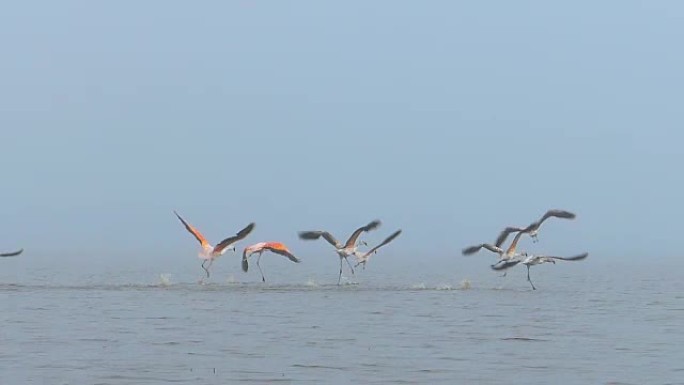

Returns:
1,1,682,262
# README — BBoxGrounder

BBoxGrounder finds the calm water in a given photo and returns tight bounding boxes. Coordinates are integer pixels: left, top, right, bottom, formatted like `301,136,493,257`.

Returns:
1,256,683,384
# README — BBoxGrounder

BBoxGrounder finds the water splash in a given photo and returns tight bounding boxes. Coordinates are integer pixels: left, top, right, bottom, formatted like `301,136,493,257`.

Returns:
436,283,453,290
159,274,172,286
459,279,472,290
411,283,427,290
225,275,238,284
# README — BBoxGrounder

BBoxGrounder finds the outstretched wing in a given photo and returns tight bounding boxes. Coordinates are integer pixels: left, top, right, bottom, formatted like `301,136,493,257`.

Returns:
530,209,577,229
267,243,301,263
174,211,209,248
546,252,588,262
495,227,527,248
358,229,402,260
298,231,342,248
214,222,256,254
0,249,23,257
540,209,576,222
462,243,503,256
344,220,381,247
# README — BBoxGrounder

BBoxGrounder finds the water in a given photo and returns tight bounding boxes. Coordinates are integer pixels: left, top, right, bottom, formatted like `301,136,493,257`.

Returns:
1,257,683,384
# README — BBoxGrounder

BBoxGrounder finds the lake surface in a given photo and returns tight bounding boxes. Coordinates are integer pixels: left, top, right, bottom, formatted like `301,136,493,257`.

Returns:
1,255,683,384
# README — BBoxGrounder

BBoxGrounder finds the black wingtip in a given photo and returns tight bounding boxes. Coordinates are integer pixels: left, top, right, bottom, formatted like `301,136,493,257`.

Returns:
0,248,24,257
555,210,577,219
462,245,481,256
568,252,589,261
298,231,320,240
238,222,256,238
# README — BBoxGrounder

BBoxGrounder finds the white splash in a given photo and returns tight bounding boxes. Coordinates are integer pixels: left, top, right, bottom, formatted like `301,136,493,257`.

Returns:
159,274,172,286
459,279,472,290
436,283,453,290
411,283,427,290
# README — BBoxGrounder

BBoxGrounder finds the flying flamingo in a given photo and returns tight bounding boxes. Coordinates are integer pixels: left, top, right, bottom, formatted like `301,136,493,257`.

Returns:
174,210,255,279
495,209,576,247
242,242,300,282
298,220,381,284
463,226,527,260
462,227,527,276
354,229,402,269
491,252,589,290
1,249,23,257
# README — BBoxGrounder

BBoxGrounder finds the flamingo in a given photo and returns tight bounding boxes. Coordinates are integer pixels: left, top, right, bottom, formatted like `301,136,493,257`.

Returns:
1,249,23,257
495,209,576,247
491,252,589,290
463,227,527,260
354,230,402,269
298,220,381,284
242,242,300,282
462,227,527,276
174,210,255,279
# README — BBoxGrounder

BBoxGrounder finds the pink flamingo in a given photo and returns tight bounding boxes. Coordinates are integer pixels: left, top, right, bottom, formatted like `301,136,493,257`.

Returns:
242,242,300,282
174,210,255,278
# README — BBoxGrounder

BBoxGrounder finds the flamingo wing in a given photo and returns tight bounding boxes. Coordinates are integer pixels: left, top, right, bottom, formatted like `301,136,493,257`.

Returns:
298,231,342,248
214,222,256,254
482,243,504,254
358,230,402,260
344,220,381,247
266,243,300,263
531,209,577,229
545,252,588,262
504,229,527,255
495,227,527,248
491,259,521,271
541,209,576,221
0,249,23,257
462,243,503,256
174,211,210,248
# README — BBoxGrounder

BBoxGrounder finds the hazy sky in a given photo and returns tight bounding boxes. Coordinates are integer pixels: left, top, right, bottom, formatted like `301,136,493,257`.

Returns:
1,1,682,263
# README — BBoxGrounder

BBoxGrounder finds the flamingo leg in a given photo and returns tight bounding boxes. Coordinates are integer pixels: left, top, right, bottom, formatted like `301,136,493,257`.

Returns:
345,257,355,275
256,252,266,282
526,265,536,290
202,259,213,278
